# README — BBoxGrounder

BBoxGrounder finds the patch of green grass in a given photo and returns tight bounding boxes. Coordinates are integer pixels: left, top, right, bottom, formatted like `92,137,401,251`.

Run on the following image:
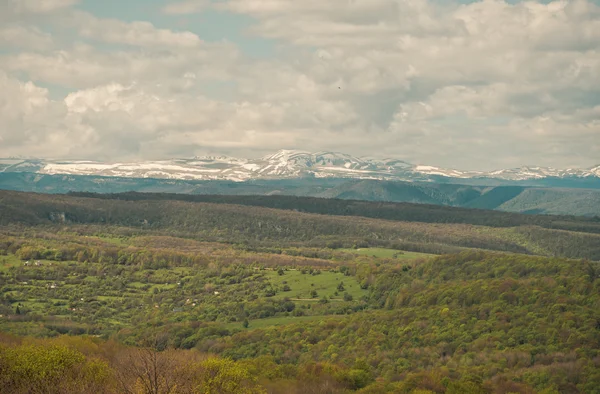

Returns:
96,295,122,301
266,270,366,301
0,254,26,271
127,281,176,292
89,236,129,246
339,248,434,260
0,255,72,272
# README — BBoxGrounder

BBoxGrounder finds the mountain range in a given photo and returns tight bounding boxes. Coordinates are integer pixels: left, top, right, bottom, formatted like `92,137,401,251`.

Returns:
2,150,599,183
2,150,600,217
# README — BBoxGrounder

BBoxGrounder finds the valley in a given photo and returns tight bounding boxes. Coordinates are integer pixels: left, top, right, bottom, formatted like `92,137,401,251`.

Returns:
0,190,599,393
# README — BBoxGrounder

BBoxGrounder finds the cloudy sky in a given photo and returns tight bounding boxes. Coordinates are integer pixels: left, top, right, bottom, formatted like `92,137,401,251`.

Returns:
1,0,599,170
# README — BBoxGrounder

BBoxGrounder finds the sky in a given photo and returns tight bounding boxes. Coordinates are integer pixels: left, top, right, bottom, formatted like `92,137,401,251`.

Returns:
0,0,599,171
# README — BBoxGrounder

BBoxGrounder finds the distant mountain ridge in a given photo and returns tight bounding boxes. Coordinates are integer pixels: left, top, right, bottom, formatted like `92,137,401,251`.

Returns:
1,172,600,217
1,150,599,183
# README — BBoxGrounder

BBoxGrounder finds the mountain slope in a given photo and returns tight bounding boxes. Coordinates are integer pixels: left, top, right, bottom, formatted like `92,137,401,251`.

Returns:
2,172,600,217
463,186,526,210
498,188,600,216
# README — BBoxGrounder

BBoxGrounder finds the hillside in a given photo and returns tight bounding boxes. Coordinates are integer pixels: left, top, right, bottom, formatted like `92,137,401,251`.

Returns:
66,191,600,234
2,190,600,261
3,172,600,217
498,188,600,216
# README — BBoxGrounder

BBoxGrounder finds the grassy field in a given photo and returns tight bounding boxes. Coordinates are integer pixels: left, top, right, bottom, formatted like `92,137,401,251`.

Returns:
266,270,367,302
339,248,434,260
0,254,26,272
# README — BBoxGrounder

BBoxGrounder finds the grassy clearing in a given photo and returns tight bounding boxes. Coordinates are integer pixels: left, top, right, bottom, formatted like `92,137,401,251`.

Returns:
0,254,32,271
0,255,70,272
89,235,129,246
266,270,367,301
339,248,434,260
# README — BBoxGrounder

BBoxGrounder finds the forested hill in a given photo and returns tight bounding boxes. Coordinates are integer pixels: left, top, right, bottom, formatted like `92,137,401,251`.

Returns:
2,190,600,260
69,191,600,234
2,172,600,217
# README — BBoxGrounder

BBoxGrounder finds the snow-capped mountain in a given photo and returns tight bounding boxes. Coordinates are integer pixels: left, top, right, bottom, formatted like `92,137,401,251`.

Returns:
486,166,600,180
0,150,599,183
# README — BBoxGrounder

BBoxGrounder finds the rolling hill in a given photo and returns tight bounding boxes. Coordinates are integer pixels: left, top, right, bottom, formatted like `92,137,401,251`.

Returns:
2,172,600,217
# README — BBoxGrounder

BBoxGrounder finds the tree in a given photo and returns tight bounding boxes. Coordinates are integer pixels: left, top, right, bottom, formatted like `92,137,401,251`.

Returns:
0,343,113,394
310,290,318,298
114,347,181,394
193,357,266,394
243,319,249,329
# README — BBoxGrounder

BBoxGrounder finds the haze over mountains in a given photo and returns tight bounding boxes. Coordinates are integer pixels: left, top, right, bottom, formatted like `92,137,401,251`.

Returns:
2,150,600,183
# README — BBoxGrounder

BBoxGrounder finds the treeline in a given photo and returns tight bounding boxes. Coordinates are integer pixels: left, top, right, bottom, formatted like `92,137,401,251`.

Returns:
67,192,600,233
0,231,342,270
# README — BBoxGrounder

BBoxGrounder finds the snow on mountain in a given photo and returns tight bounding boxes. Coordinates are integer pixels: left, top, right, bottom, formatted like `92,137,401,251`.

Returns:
192,155,245,163
1,151,599,183
588,165,600,177
253,150,385,177
413,165,484,179
484,166,600,181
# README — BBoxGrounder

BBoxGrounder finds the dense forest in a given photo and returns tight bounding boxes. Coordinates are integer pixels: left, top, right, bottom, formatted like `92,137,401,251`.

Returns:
67,191,600,232
0,191,599,393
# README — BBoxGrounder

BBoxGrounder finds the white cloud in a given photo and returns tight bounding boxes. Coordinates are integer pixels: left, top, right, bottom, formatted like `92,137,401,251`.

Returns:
2,39,240,89
73,12,204,48
387,84,600,169
0,72,69,157
0,25,54,51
